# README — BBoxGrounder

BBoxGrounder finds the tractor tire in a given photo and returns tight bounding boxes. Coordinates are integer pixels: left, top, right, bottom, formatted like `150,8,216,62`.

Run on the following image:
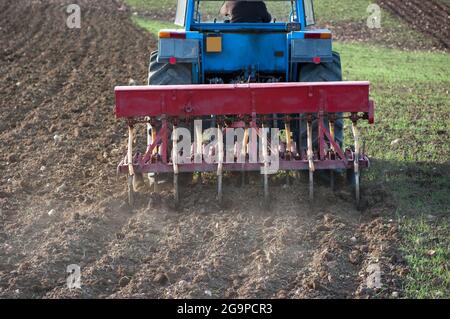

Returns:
148,50,192,85
298,52,344,150
147,51,193,190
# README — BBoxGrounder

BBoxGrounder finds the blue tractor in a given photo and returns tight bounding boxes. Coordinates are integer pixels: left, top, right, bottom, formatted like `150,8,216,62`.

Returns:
115,0,374,207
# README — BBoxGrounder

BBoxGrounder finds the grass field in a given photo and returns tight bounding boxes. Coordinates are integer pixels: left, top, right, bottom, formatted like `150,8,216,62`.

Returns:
125,0,449,298
336,42,449,298
126,0,176,12
132,16,177,35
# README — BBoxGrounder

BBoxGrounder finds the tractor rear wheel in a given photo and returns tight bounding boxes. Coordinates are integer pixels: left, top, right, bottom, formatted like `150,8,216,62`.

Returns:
147,51,193,194
297,52,346,192
298,52,344,150
148,50,192,85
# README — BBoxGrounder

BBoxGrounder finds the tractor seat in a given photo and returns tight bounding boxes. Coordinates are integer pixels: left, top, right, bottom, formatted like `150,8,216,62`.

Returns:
220,1,272,23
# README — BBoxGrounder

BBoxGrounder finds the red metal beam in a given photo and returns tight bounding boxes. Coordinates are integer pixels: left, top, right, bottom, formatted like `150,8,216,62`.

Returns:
115,82,372,119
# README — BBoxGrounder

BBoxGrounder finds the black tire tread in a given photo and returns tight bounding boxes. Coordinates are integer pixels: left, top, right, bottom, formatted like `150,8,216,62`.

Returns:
148,50,191,85
298,52,344,149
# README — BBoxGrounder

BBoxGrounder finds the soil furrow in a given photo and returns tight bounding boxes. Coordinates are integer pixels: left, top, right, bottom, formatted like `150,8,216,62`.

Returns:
378,0,450,49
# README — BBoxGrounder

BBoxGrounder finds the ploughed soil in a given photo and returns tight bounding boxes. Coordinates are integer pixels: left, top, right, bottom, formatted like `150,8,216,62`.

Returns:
321,0,450,52
0,0,406,299
377,0,450,50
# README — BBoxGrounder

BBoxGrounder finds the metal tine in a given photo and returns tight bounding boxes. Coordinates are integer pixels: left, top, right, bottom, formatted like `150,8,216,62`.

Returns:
194,119,203,186
172,124,179,204
127,175,135,207
285,118,292,186
261,123,269,203
127,125,135,206
295,115,303,184
147,121,159,193
329,119,335,191
307,119,314,202
285,119,292,158
241,126,249,187
217,124,224,204
352,120,361,207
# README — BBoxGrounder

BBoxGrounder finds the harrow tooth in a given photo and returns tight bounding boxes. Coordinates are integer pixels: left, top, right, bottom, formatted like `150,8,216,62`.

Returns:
356,179,363,209
173,173,179,203
148,173,155,191
240,127,249,187
262,125,270,204
127,125,135,176
127,125,135,206
147,121,158,156
152,174,159,193
352,121,361,207
262,171,269,205
307,120,315,202
146,121,160,193
285,121,293,186
328,120,337,191
329,121,335,151
172,125,179,204
285,121,292,160
194,119,203,164
217,125,224,204
218,173,223,203
127,175,135,207
297,117,304,156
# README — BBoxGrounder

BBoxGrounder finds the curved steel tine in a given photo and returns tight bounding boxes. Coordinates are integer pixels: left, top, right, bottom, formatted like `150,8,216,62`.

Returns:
127,125,135,206
285,119,292,185
307,120,315,202
172,125,179,204
352,121,361,207
241,127,249,187
261,125,270,203
147,120,159,193
127,175,135,207
217,125,224,204
329,120,335,191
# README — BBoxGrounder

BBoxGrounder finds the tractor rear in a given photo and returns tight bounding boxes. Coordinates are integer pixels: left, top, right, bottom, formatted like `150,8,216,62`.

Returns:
114,0,375,208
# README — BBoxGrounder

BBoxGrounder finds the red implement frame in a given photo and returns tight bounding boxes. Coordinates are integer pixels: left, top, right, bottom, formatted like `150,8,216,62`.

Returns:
115,82,374,175
116,82,374,120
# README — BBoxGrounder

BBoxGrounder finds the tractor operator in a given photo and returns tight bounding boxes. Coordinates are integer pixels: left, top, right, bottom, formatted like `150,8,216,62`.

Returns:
220,1,272,23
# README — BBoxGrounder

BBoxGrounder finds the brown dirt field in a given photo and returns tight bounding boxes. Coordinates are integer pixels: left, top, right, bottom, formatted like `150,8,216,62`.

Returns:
377,0,450,50
324,20,442,51
0,0,405,299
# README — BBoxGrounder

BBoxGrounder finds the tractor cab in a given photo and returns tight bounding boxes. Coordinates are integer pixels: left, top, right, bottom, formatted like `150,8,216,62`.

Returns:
158,0,333,83
175,0,316,30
